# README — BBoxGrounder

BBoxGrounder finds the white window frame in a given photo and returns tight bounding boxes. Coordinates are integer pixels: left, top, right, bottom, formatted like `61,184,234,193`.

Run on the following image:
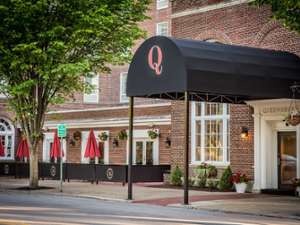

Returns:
156,21,169,36
83,73,99,103
157,0,168,10
120,72,128,103
0,118,15,160
81,130,109,164
191,102,230,166
126,129,159,165
42,132,67,162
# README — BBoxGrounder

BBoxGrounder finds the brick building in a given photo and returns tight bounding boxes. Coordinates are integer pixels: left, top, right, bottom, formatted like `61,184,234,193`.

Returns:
1,0,299,192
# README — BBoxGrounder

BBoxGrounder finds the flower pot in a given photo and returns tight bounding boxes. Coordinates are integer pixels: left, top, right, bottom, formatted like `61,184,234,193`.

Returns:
234,182,247,193
296,187,300,197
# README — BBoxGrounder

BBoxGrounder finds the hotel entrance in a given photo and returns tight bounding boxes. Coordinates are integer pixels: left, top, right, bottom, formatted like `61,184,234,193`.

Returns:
278,131,297,190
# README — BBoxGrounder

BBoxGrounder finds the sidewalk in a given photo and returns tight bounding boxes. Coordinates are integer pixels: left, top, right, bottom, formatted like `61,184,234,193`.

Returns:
170,195,300,220
1,177,299,220
0,177,233,202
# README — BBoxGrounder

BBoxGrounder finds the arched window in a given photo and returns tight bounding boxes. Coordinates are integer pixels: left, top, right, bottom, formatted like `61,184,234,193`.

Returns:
0,118,15,160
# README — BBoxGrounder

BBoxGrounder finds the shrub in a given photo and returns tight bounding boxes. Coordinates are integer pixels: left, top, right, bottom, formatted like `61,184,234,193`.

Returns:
198,176,206,188
218,166,233,191
207,165,217,178
207,179,219,190
170,166,183,186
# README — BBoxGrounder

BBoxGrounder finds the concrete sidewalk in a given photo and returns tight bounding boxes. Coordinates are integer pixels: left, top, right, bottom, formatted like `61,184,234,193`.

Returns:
1,177,299,220
0,177,234,201
170,195,300,220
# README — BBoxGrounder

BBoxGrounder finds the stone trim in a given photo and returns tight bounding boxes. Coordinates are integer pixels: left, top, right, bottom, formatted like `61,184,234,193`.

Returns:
44,115,171,129
195,29,232,44
171,0,253,18
47,102,171,114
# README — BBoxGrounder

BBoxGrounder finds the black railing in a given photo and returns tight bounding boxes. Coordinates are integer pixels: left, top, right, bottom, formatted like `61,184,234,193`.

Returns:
0,162,170,183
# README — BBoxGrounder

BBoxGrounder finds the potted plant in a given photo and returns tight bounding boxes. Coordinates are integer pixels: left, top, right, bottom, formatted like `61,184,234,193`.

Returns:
147,129,159,139
294,178,300,197
99,132,108,141
117,129,127,140
231,172,248,193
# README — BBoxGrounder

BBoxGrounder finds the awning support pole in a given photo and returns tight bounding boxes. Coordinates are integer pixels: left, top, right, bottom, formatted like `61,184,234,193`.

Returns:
184,91,190,205
128,96,134,200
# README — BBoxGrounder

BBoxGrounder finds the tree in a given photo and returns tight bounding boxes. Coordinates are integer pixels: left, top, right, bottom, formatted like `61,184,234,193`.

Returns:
252,0,300,33
0,0,150,188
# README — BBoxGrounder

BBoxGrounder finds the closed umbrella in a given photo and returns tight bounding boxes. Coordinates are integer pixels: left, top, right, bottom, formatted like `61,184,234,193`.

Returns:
16,138,30,162
50,131,64,163
0,138,4,157
84,129,101,163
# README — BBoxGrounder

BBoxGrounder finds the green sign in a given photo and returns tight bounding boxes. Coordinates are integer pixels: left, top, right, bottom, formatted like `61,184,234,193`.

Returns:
57,124,66,138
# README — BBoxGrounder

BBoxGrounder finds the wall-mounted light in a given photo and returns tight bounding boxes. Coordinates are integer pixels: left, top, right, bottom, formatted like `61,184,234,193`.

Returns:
241,127,249,139
165,137,171,148
113,138,119,148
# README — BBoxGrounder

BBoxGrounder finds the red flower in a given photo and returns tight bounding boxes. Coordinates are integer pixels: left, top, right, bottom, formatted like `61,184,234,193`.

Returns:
231,172,248,183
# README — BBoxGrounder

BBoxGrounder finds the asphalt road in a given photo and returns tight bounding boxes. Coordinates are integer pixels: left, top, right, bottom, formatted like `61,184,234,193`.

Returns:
0,192,299,225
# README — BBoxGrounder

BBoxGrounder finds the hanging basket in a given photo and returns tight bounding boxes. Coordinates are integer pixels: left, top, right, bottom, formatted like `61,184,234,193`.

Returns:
286,114,300,126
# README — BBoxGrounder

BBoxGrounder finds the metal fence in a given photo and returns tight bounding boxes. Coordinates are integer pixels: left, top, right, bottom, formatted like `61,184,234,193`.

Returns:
0,162,170,183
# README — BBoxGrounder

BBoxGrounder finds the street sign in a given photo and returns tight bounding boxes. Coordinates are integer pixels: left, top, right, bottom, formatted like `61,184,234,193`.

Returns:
57,124,66,138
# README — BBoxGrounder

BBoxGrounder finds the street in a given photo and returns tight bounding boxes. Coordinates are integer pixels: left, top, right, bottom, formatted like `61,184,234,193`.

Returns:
0,192,299,225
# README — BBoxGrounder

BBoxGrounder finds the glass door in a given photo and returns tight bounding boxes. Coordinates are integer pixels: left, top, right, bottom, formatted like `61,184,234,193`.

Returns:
134,140,154,165
278,132,297,189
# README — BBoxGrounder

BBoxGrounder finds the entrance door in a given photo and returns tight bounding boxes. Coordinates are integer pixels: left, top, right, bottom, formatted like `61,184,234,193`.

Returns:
134,140,154,165
278,132,297,189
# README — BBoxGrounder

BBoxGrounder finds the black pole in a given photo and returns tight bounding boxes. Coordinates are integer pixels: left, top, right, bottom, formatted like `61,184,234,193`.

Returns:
128,96,134,200
184,91,190,205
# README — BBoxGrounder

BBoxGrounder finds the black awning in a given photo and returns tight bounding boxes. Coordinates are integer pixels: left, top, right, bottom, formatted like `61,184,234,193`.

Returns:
126,36,300,103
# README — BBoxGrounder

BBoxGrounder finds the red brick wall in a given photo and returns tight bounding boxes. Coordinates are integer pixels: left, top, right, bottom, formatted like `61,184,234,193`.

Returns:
170,1,300,179
229,105,254,179
37,125,171,165
50,0,172,111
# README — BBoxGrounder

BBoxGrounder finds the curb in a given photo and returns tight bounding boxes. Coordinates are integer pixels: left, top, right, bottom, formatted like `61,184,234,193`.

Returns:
0,188,131,203
169,204,300,221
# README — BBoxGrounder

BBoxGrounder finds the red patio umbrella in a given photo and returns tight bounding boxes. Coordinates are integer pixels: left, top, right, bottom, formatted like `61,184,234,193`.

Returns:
0,138,4,157
50,131,64,159
16,138,30,160
84,129,101,159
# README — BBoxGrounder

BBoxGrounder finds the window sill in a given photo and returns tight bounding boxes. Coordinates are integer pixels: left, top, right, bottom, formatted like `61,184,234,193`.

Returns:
0,158,15,161
190,161,230,168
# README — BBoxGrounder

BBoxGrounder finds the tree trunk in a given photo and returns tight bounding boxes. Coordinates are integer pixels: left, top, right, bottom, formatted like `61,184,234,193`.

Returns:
29,144,39,188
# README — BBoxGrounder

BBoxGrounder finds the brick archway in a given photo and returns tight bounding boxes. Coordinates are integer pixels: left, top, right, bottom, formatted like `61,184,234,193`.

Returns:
252,20,281,47
195,29,232,44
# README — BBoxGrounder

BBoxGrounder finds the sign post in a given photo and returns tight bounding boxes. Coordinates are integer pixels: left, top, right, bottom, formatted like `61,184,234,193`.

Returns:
57,124,66,192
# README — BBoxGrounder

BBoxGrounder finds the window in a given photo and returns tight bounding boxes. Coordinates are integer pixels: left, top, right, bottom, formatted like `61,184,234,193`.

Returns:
157,0,168,10
191,102,230,165
83,72,99,103
81,131,109,164
0,118,15,160
156,22,169,36
120,72,128,103
42,133,67,162
127,130,159,165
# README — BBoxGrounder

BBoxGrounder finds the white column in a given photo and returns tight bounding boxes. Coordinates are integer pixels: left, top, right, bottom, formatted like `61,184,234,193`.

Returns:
253,111,262,192
260,118,268,189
